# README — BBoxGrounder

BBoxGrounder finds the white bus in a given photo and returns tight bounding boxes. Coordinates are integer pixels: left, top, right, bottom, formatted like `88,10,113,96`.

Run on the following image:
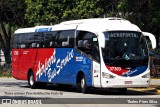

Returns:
12,18,156,93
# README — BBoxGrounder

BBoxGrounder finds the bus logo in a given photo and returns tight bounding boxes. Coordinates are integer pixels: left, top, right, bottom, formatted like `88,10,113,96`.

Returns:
75,56,83,61
110,67,121,71
36,49,74,82
14,51,18,55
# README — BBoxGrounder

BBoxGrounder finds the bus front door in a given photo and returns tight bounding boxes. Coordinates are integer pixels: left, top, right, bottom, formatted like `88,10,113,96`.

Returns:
92,61,101,87
92,37,101,87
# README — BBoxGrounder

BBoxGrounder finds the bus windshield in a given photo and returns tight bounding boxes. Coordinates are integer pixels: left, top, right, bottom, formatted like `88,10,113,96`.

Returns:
102,31,148,67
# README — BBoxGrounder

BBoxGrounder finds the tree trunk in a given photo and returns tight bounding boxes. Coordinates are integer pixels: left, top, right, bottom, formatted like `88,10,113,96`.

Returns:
0,22,12,65
3,48,11,65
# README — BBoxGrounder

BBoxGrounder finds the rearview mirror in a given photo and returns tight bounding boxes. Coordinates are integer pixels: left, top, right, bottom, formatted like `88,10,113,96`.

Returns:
142,32,156,49
98,32,105,48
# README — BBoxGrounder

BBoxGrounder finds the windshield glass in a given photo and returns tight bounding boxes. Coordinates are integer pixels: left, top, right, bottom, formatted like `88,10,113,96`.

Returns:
102,31,148,67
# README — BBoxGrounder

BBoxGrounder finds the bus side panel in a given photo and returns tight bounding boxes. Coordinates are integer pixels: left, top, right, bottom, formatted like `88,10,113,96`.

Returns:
51,48,92,86
51,48,75,84
34,48,54,82
35,48,92,86
55,48,92,86
35,48,74,84
12,49,20,79
73,51,93,87
18,49,38,80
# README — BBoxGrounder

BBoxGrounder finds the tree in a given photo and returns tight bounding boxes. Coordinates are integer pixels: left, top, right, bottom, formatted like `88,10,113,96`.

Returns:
98,0,121,17
148,0,160,47
0,0,26,65
25,0,104,25
25,0,65,26
62,0,103,20
118,0,150,30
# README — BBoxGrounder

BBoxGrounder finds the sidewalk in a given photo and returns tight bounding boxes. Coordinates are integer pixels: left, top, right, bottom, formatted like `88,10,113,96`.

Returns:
129,79,160,94
150,79,160,85
150,79,160,94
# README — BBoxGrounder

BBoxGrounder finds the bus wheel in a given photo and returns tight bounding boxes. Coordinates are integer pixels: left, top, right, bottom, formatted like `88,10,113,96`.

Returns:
28,72,37,89
118,88,127,94
80,75,88,94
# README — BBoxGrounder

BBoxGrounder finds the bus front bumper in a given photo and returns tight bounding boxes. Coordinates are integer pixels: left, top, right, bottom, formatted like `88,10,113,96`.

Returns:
101,78,150,88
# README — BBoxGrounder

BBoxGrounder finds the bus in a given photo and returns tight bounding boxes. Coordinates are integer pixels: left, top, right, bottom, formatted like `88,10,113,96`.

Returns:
12,18,156,93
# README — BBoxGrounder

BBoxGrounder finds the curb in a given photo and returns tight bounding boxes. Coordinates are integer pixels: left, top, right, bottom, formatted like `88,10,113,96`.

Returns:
129,86,160,94
0,77,12,78
151,78,160,80
129,88,157,92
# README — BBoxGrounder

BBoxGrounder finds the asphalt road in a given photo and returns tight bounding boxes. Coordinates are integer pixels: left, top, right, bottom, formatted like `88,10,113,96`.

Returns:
0,78,160,107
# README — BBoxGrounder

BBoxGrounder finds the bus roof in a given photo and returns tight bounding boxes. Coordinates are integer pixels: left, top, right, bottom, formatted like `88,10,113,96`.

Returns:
67,18,141,33
14,26,53,34
60,17,124,25
58,18,141,33
14,18,141,34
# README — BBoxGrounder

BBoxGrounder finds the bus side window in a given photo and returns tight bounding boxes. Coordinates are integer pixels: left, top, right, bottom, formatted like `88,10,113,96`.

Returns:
43,31,58,48
17,33,29,49
57,30,75,47
76,31,93,55
44,34,52,48
76,31,100,62
13,34,19,49
28,33,42,48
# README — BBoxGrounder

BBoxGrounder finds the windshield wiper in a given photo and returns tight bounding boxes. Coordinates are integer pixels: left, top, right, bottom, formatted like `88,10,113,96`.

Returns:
108,56,122,66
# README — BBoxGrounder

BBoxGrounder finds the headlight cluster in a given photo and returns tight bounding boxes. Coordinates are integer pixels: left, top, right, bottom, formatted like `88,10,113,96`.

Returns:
102,72,115,78
142,73,150,78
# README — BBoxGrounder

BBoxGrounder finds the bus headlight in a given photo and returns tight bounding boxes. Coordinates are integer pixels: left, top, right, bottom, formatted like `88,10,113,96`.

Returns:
142,73,150,78
102,72,115,78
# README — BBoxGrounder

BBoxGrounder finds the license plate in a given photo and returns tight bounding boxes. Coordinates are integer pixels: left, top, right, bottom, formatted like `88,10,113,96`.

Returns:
125,81,132,84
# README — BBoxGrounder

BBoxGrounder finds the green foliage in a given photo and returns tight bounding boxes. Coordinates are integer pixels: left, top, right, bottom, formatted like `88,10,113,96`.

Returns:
117,0,150,30
25,0,105,26
25,0,65,26
149,0,160,35
0,0,26,26
0,66,12,78
62,0,103,20
0,0,26,64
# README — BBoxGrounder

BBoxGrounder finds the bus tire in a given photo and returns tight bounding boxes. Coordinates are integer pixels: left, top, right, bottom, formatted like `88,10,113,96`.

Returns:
28,72,37,89
80,75,88,94
118,88,127,94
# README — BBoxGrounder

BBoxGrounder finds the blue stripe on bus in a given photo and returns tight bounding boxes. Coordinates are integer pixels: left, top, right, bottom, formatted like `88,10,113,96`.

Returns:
122,66,147,77
35,28,52,32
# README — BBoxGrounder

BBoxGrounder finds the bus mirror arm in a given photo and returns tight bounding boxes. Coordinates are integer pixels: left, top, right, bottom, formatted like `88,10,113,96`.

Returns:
142,32,156,49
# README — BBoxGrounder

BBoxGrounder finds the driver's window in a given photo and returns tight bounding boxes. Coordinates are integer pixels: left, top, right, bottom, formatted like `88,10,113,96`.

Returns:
76,31,93,55
76,31,100,62
92,37,100,63
140,35,148,56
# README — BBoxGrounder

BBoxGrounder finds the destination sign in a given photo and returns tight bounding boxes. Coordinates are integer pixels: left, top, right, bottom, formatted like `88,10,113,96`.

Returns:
109,32,139,38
